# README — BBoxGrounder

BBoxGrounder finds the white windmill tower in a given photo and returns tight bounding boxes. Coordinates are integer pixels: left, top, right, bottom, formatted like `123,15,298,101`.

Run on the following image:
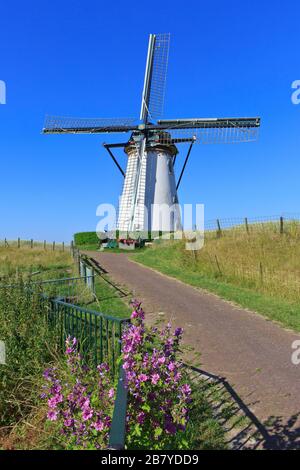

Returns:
43,33,260,237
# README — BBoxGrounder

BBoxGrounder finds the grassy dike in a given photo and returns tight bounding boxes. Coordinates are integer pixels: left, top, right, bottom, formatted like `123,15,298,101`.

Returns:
0,245,229,450
132,230,300,332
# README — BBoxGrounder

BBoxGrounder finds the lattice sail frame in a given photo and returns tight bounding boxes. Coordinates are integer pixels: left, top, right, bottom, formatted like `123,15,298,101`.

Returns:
165,125,259,145
156,118,260,145
147,33,170,121
43,116,137,134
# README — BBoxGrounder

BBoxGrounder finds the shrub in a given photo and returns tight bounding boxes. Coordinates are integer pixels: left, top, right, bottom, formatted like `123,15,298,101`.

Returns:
74,232,100,247
123,301,191,449
42,302,191,450
42,337,114,450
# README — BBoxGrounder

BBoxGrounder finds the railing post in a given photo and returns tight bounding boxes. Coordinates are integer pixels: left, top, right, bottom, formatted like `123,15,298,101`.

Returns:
86,266,93,291
108,365,127,450
80,259,86,279
92,268,95,294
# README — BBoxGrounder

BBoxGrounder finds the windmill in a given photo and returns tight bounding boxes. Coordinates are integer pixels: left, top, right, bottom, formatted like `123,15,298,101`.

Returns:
43,33,260,237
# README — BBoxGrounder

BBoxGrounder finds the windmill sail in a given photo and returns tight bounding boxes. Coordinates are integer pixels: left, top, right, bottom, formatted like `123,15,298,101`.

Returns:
156,117,260,144
43,116,138,134
140,33,170,123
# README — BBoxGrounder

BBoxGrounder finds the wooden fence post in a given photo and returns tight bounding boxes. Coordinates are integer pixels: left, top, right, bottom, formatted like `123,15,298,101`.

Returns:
44,240,46,250
280,216,284,235
245,217,249,234
17,238,20,248
259,261,263,284
215,254,222,275
62,242,64,252
30,239,33,249
216,219,222,238
53,241,55,251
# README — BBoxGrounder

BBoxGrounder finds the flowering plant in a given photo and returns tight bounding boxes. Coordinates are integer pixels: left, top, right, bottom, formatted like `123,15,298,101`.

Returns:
42,337,115,449
123,300,191,449
42,302,192,450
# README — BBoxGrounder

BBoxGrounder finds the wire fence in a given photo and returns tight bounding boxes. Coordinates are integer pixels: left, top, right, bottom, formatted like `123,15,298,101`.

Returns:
196,256,300,303
0,238,73,251
204,213,300,235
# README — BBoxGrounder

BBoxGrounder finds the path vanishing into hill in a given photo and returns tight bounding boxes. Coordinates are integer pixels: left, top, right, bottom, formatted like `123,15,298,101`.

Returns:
88,251,300,449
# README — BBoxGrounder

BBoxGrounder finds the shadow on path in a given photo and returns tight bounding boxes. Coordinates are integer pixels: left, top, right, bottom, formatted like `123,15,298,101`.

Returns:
189,365,300,450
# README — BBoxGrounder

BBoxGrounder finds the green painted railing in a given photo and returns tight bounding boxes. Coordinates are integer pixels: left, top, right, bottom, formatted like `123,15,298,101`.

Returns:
47,297,129,375
108,364,128,449
0,274,95,299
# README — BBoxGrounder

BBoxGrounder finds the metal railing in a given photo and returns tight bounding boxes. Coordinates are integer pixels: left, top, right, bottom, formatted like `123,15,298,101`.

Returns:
46,297,129,375
0,275,96,302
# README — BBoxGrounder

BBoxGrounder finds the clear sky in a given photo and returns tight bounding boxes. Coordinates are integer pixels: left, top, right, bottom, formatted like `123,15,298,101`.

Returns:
0,0,299,242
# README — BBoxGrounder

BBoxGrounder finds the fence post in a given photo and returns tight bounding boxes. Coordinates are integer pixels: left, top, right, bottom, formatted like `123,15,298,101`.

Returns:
4,238,8,248
71,240,74,257
53,241,55,251
62,242,65,252
215,254,222,275
18,237,20,248
245,217,249,234
44,240,46,250
259,261,263,284
280,216,284,235
31,239,33,249
216,219,222,238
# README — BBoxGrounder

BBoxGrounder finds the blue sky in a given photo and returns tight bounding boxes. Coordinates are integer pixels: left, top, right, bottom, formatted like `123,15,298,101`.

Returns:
0,0,299,241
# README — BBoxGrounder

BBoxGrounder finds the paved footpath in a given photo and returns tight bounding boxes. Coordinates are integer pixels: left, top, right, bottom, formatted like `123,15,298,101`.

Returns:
88,251,300,449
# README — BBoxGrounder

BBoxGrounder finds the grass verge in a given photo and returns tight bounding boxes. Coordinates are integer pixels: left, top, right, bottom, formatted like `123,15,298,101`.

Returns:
133,240,300,332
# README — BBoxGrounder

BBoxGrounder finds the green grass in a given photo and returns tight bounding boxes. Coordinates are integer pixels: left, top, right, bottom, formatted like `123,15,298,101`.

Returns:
84,274,131,319
133,226,300,332
76,243,100,251
0,245,73,278
0,244,131,319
